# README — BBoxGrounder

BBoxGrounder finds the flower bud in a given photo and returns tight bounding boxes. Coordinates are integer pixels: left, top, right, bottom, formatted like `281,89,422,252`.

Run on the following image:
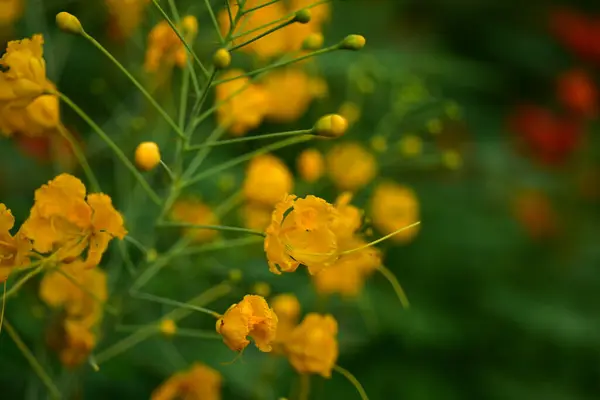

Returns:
213,48,231,70
302,33,324,51
294,9,312,24
340,34,366,51
181,15,198,36
313,114,348,138
134,142,161,171
56,12,83,35
159,319,177,337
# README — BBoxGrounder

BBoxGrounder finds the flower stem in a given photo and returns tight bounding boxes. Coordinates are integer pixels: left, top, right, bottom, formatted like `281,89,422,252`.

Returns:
177,236,262,257
181,122,231,181
82,32,187,139
204,0,225,44
185,129,313,150
333,365,370,400
298,373,311,400
229,19,295,52
130,291,221,318
376,265,410,310
5,265,45,299
57,123,100,192
157,221,266,237
117,324,221,339
57,92,162,206
241,0,283,15
3,319,62,399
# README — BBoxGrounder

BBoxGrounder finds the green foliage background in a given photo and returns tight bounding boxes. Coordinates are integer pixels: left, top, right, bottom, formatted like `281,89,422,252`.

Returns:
1,0,600,399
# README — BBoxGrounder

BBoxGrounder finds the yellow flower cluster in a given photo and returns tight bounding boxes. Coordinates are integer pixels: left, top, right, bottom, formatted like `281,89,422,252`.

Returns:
0,204,31,282
144,16,198,73
0,34,59,137
151,362,222,400
40,260,107,367
105,0,149,41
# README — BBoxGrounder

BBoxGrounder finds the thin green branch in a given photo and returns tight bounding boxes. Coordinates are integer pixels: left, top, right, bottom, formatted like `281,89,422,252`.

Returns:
81,32,188,139
177,236,262,257
57,123,100,192
204,0,225,44
241,0,283,14
181,122,230,182
4,319,62,399
333,365,370,400
130,291,221,318
185,129,312,150
376,265,410,310
157,221,266,237
229,19,295,52
225,0,234,26
57,92,162,206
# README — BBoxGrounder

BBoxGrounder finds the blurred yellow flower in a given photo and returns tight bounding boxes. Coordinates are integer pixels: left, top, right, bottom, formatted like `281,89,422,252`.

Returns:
331,192,362,240
21,174,127,267
264,195,340,275
159,319,177,337
285,313,338,378
326,142,377,191
262,69,317,123
144,16,198,73
241,202,273,231
338,102,361,126
0,34,60,137
370,181,420,244
105,0,149,41
171,198,220,243
216,294,278,352
151,362,222,400
215,70,268,136
398,134,423,157
252,281,271,297
297,148,324,183
271,293,301,350
370,135,388,153
0,203,31,282
243,154,293,207
0,0,23,25
59,319,98,368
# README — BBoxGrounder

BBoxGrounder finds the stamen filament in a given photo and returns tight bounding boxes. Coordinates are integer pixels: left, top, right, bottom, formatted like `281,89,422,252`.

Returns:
376,265,410,309
339,221,421,256
157,221,266,237
130,291,221,318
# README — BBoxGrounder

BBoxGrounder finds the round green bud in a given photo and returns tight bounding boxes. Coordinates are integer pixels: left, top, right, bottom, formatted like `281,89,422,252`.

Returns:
56,12,83,35
340,34,366,51
313,114,348,138
294,9,312,24
213,48,231,70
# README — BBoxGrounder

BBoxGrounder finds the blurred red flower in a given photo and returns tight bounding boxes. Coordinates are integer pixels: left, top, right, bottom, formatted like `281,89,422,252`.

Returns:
556,69,598,117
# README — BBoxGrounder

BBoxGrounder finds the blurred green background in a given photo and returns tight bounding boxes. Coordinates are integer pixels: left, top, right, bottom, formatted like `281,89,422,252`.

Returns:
2,0,600,399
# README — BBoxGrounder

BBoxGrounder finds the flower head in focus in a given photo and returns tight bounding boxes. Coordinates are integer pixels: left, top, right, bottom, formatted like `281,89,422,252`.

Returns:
0,203,31,281
151,362,222,400
370,181,420,244
0,34,60,137
21,174,127,267
216,295,278,352
284,313,338,378
326,142,377,191
264,195,340,275
171,197,220,243
215,70,268,136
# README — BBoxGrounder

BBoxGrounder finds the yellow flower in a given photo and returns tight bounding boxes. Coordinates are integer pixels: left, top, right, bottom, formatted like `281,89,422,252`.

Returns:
0,0,23,26
59,319,98,368
0,203,31,281
312,236,381,298
105,0,149,41
0,34,60,137
284,313,338,378
151,363,222,400
216,295,278,352
243,154,293,206
39,259,107,320
215,70,268,136
240,202,273,231
297,148,324,183
331,192,362,240
21,174,127,266
370,181,419,243
326,142,377,191
262,69,316,123
171,198,219,243
144,16,198,73
271,293,300,349
264,195,340,275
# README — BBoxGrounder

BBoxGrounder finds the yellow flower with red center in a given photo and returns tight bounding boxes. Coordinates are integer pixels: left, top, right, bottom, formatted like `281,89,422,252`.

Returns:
264,195,340,275
370,181,419,244
216,295,278,352
171,198,220,243
0,34,60,137
243,154,294,207
326,142,377,191
215,70,269,136
297,148,325,183
0,203,31,282
21,173,127,267
144,16,198,73
151,363,222,400
284,313,338,378
105,0,149,41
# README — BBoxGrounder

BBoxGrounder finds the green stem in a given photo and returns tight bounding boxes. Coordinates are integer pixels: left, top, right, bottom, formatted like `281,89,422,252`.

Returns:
183,135,312,188
57,92,162,206
4,319,62,399
177,236,262,257
57,124,100,192
117,324,221,339
225,0,234,26
130,291,221,318
123,235,149,255
204,0,225,44
298,374,310,400
376,265,410,310
151,0,210,79
157,221,266,237
212,45,339,85
242,0,283,14
333,365,370,400
5,265,45,299
181,122,231,181
82,32,187,139
185,129,312,150
186,69,217,138
130,237,191,291
229,19,295,52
